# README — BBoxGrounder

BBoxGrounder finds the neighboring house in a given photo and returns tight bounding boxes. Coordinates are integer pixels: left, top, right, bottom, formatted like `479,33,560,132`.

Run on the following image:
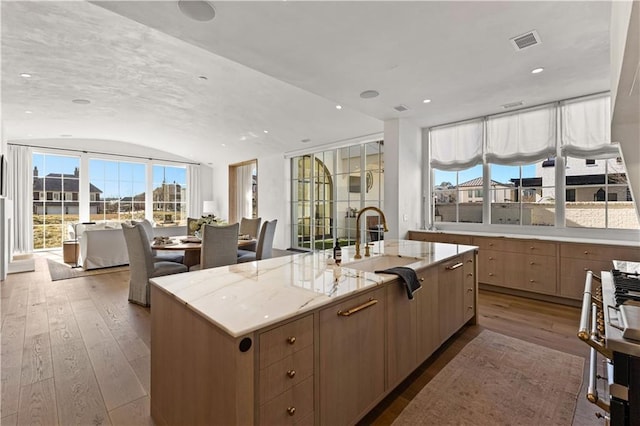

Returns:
535,157,631,201
32,166,103,214
457,177,514,203
152,182,183,210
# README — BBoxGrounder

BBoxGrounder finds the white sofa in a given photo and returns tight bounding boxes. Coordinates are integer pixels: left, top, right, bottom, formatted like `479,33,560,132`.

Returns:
75,222,128,270
72,221,187,270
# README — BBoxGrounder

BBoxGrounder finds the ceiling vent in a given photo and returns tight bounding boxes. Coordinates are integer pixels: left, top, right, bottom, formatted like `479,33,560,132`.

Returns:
510,30,541,51
393,104,409,112
502,101,524,109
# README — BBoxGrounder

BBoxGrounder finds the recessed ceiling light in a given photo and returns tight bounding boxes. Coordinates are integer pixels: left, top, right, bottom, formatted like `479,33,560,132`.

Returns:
336,105,342,110
20,73,32,78
72,99,91,105
301,138,311,143
24,110,32,114
27,133,33,137
177,0,216,22
531,67,544,74
502,101,524,109
221,143,226,147
198,75,208,80
360,90,379,99
263,130,269,134
60,134,73,137
423,99,432,104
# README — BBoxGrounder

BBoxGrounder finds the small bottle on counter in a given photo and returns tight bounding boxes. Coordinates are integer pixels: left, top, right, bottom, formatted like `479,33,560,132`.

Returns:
333,241,342,265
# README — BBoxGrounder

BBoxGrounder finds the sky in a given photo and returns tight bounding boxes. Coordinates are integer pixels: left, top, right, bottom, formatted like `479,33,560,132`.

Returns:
33,153,186,198
434,164,537,187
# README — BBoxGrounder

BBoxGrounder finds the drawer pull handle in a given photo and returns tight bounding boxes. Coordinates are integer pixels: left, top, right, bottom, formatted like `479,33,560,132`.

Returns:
287,407,296,416
287,369,296,378
488,256,494,260
530,262,535,265
287,336,296,345
489,243,493,246
338,298,378,317
530,279,535,283
467,259,473,263
466,288,473,293
584,251,589,255
488,273,494,276
420,277,424,282
530,246,535,250
446,262,464,270
467,306,473,310
467,273,473,277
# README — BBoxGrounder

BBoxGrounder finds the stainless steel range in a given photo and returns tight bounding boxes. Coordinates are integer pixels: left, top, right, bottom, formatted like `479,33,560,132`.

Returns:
579,260,640,425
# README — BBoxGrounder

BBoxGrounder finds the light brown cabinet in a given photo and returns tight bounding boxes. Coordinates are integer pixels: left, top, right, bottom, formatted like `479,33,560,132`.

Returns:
319,287,386,426
408,230,640,302
151,248,478,426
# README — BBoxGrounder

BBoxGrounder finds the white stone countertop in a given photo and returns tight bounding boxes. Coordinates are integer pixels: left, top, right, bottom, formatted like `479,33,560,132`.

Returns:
150,239,477,338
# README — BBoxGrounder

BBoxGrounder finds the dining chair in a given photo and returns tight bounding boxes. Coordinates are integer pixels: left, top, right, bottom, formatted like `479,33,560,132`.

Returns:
238,219,277,263
132,218,184,263
196,222,240,270
239,217,261,252
121,223,188,306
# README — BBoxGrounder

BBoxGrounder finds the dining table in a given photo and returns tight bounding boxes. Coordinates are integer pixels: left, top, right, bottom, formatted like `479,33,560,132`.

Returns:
152,235,257,268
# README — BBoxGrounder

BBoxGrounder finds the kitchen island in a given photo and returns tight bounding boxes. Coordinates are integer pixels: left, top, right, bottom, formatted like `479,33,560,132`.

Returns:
150,239,478,426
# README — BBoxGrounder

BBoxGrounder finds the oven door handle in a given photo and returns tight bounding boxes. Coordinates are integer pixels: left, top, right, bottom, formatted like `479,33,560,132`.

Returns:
577,271,612,359
586,304,611,412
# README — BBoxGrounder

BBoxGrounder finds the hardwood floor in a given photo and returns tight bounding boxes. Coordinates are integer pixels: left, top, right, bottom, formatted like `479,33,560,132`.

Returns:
2,255,600,425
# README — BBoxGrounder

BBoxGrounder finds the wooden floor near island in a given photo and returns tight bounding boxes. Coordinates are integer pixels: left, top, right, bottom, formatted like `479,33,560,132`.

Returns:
2,254,599,425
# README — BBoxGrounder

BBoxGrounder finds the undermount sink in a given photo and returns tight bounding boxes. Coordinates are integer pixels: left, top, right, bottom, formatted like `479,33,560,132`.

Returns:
342,254,420,273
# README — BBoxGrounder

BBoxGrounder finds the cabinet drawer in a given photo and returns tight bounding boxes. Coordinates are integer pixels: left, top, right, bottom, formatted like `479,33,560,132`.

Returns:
260,376,314,426
512,240,557,257
560,243,640,262
520,255,557,294
472,236,506,251
260,315,313,368
477,249,504,286
260,345,313,404
464,288,475,322
559,257,614,299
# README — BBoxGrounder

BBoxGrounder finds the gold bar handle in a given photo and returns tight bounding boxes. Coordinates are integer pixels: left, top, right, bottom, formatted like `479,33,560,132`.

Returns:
338,298,378,317
578,271,594,341
446,262,464,271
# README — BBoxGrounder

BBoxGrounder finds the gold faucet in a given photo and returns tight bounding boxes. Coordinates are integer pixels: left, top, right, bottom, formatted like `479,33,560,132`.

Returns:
354,206,389,259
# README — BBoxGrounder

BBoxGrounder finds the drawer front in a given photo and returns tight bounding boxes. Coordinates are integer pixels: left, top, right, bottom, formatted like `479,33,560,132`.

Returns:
260,345,314,404
520,254,557,294
407,232,473,245
559,257,613,299
472,236,506,251
259,376,314,426
560,243,640,262
260,315,313,368
512,240,557,257
477,249,504,286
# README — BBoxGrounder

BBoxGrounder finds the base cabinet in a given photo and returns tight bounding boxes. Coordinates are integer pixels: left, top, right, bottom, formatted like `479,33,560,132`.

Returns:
151,249,478,426
319,288,386,425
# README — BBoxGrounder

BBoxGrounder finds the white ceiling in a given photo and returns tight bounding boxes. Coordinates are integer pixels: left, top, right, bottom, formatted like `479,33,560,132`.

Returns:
2,1,611,166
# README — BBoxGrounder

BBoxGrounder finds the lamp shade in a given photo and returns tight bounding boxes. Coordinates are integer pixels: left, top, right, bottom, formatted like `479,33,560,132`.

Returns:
202,201,216,215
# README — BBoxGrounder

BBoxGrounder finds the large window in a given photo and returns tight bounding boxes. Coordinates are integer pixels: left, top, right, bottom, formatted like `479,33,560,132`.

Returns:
90,159,146,222
32,153,80,249
427,94,638,231
291,141,384,250
153,165,187,226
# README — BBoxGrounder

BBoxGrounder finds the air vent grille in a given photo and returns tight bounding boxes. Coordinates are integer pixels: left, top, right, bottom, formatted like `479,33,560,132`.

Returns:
510,30,541,51
393,104,409,112
502,101,524,109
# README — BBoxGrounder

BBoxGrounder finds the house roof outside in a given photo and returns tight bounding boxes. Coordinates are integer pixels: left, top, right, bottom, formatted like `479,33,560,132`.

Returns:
457,177,511,188
33,173,102,194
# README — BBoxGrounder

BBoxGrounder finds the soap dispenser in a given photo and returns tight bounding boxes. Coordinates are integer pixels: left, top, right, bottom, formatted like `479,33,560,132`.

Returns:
333,241,342,265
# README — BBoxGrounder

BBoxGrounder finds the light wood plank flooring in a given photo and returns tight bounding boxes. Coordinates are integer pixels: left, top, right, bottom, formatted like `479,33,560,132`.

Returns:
2,255,600,425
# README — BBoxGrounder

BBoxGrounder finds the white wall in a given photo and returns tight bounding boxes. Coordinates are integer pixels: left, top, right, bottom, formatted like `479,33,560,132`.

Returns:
383,118,422,239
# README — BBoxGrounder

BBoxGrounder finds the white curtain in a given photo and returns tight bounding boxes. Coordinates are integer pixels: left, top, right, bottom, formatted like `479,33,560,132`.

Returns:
430,119,483,170
561,95,617,158
7,145,33,253
486,104,556,165
187,164,202,218
236,164,253,219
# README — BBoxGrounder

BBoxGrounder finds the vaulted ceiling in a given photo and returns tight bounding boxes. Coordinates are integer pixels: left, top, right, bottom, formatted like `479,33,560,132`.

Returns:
2,1,611,166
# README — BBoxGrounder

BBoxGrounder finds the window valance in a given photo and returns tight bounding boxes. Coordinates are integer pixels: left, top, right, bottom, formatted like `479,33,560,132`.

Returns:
430,119,483,171
561,96,617,158
485,104,556,165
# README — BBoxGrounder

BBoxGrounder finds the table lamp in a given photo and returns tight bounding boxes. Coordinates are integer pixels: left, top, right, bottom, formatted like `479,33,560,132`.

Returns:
202,201,216,216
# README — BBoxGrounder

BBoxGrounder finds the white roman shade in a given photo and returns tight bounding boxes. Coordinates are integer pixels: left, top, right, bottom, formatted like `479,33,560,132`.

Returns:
430,119,483,170
561,96,617,158
486,104,556,165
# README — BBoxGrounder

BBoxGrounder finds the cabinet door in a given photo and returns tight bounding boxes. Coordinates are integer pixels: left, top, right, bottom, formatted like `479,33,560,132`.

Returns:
559,257,613,299
438,256,464,344
387,277,418,388
319,288,385,426
416,266,439,361
477,249,504,286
